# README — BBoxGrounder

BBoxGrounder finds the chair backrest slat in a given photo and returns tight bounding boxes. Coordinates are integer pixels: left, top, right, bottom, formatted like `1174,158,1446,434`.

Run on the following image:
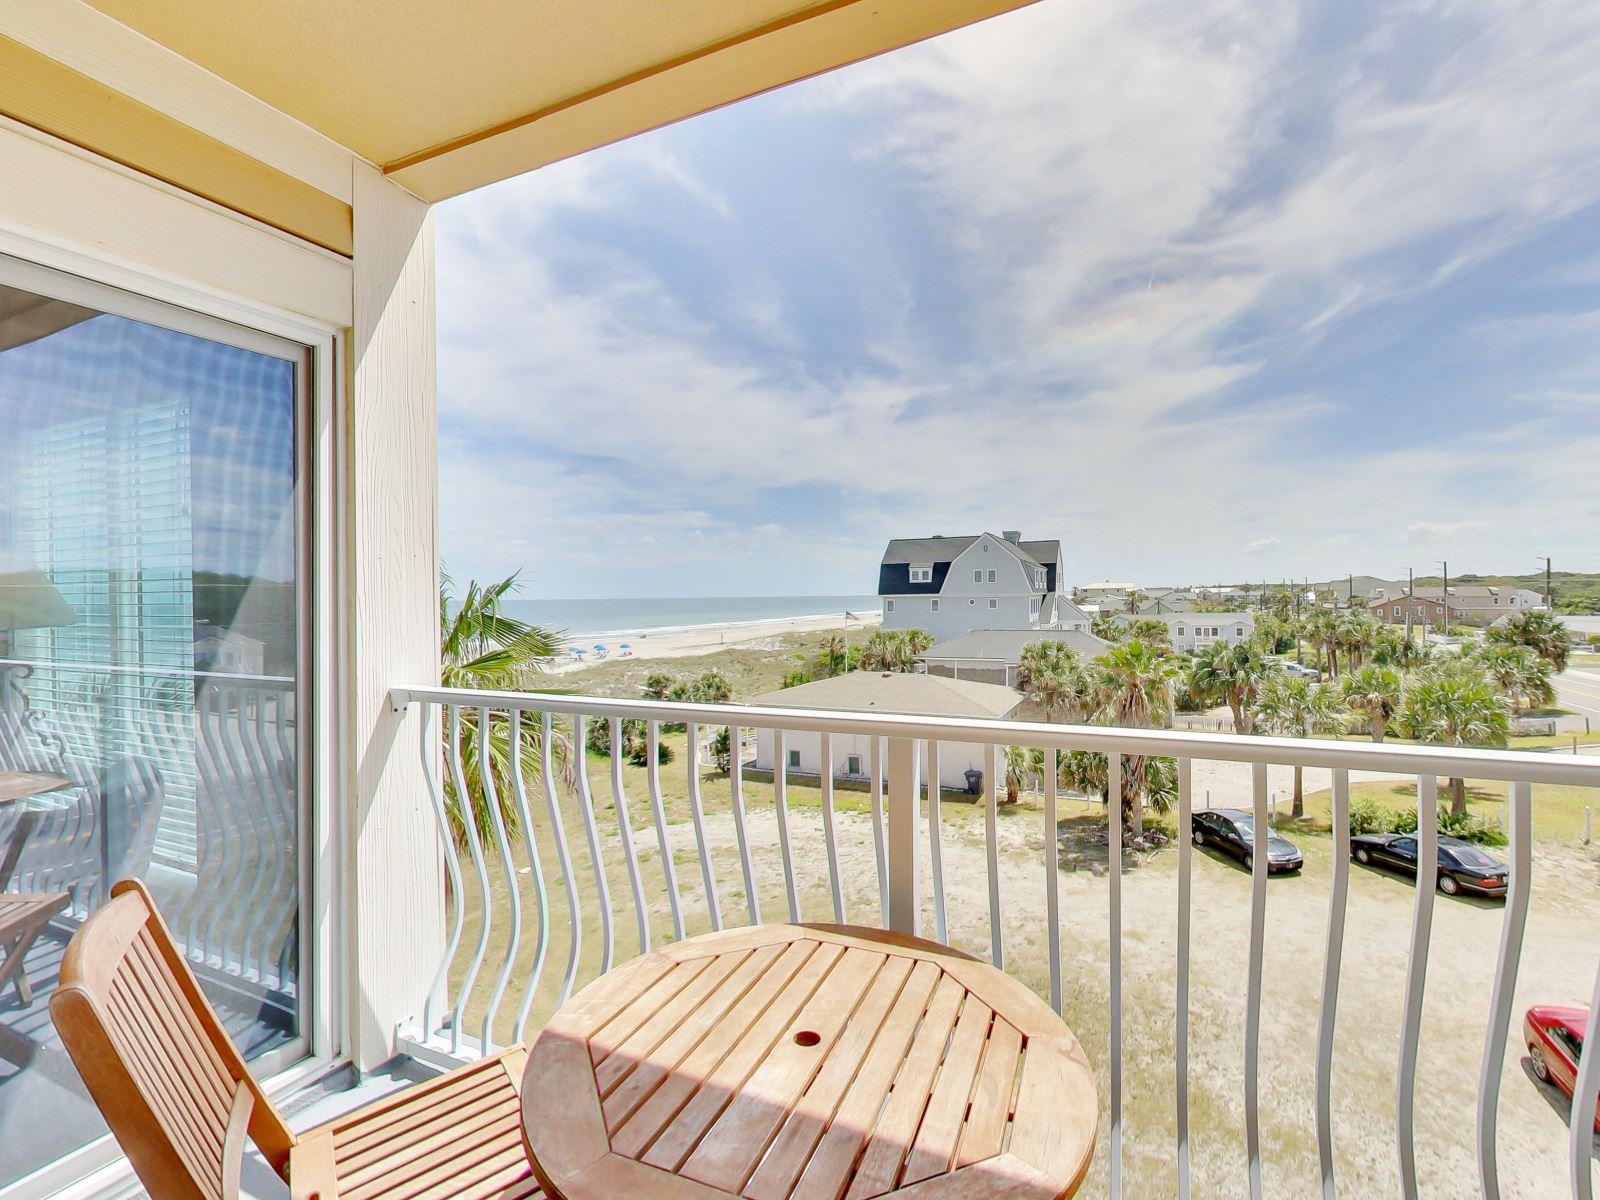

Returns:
50,879,294,1200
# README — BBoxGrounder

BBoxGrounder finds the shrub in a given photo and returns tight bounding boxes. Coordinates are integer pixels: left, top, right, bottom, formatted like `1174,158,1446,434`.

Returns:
628,738,673,767
1388,806,1419,835
1437,807,1506,846
709,727,733,774
1348,797,1387,834
585,717,614,756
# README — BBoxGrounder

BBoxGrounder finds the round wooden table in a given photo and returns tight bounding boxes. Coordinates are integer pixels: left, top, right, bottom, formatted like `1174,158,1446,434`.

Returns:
521,924,1096,1200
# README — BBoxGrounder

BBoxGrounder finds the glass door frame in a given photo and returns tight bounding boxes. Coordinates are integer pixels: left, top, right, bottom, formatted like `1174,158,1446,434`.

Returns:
0,248,342,1199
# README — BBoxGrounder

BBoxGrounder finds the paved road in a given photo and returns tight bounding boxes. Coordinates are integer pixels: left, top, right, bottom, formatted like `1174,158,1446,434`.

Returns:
1555,668,1600,726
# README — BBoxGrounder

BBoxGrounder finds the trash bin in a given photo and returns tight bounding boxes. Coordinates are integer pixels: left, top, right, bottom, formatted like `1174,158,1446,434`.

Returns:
964,767,983,795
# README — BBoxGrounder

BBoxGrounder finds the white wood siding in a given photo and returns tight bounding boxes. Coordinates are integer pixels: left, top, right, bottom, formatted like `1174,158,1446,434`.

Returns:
753,728,991,793
882,534,1047,641
348,162,445,1070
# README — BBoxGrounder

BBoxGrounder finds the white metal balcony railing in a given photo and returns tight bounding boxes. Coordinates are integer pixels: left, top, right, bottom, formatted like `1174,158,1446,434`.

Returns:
0,658,299,994
388,683,1600,1200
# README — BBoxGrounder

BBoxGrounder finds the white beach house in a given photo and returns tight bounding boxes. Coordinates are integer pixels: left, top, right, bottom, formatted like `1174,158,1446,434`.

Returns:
877,531,1070,642
1118,611,1256,652
747,672,1022,793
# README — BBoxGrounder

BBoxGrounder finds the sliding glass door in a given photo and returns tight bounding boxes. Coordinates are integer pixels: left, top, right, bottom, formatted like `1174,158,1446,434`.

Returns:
0,258,311,1190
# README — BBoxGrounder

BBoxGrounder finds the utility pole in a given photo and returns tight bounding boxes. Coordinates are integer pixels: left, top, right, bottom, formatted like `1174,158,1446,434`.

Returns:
1438,559,1449,638
1405,566,1415,645
1293,580,1303,665
1538,556,1553,611
1348,572,1356,611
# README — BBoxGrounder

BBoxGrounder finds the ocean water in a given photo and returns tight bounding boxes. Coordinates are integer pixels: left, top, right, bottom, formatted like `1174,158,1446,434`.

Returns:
505,595,882,639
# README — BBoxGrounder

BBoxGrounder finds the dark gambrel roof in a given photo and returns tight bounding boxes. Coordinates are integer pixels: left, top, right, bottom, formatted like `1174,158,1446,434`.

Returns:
880,535,981,564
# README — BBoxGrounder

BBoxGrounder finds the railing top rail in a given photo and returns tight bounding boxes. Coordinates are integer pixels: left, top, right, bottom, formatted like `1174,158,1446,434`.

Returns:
0,657,294,686
389,683,1600,788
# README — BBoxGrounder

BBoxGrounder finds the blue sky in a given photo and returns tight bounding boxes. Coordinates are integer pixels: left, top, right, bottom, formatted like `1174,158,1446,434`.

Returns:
436,0,1600,597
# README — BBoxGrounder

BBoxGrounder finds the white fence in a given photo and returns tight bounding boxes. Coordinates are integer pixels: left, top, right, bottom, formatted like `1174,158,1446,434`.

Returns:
390,683,1600,1200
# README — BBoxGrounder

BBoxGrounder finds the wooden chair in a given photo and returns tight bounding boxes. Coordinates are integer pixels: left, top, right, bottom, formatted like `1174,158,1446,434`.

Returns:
0,891,71,1005
50,879,539,1200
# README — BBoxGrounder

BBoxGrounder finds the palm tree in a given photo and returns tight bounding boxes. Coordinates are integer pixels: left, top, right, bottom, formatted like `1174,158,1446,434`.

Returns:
1370,625,1428,670
1003,744,1043,803
1124,589,1148,615
860,628,932,672
1487,609,1574,672
439,571,564,844
1335,611,1380,673
1188,640,1269,733
642,672,674,701
1090,611,1124,642
1128,618,1172,646
1058,749,1106,802
693,671,733,704
1016,641,1099,724
1254,675,1345,816
1472,643,1553,714
1398,661,1511,817
1340,664,1403,742
817,633,847,677
709,727,733,773
1094,639,1181,835
1302,608,1335,677
440,571,561,689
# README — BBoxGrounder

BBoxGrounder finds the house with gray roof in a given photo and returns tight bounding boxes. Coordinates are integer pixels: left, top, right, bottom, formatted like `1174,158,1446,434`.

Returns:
918,627,1109,688
878,530,1069,642
1117,611,1255,652
746,672,1022,793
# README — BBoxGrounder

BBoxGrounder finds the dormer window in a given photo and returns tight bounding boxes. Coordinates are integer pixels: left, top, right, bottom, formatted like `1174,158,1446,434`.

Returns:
909,566,932,583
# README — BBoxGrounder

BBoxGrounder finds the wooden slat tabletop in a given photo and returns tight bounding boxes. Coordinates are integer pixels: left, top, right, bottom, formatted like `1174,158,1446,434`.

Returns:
0,771,68,806
521,924,1096,1200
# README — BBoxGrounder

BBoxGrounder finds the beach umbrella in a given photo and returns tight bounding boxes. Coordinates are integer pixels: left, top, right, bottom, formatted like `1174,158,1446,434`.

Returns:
593,643,607,651
620,642,632,650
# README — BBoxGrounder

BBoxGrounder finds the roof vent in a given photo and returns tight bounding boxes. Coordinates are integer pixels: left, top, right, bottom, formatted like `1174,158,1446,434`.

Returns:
932,534,943,539
1002,530,1021,543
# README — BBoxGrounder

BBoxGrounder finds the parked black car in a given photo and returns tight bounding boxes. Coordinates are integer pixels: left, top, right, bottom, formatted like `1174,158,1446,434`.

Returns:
1349,832,1508,897
1191,808,1304,873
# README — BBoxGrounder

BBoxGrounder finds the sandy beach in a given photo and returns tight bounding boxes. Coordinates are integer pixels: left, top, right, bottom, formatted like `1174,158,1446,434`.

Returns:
545,610,882,673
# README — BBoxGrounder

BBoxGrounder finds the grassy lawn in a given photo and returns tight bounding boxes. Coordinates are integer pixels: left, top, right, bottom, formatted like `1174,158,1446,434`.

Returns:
1294,777,1598,844
1507,728,1600,750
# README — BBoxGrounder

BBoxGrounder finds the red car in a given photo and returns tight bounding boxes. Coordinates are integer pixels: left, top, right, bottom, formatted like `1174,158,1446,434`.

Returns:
1524,1005,1600,1132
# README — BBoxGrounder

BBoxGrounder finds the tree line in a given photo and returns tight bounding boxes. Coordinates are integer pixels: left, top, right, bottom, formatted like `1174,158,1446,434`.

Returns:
1009,608,1571,834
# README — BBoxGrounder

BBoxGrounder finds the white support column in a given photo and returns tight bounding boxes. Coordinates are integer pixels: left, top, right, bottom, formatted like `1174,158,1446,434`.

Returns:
348,163,444,1069
886,737,921,935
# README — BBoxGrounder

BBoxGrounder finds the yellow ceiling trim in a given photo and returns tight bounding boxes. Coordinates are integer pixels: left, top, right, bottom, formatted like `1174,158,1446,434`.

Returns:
385,0,1039,201
0,33,353,255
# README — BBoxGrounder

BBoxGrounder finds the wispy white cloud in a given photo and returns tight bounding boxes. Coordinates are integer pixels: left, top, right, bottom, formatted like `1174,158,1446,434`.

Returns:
1405,520,1492,544
437,0,1600,594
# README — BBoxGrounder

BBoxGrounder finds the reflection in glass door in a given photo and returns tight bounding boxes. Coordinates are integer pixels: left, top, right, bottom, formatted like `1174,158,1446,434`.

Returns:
0,264,308,1189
